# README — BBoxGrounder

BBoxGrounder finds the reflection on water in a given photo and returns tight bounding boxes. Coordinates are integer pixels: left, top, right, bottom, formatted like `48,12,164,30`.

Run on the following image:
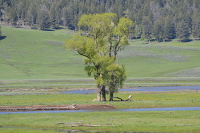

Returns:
61,86,200,94
1,107,200,114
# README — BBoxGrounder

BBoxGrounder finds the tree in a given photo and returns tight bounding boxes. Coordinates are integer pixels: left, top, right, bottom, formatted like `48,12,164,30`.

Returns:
142,16,153,42
177,20,190,41
153,17,164,42
49,3,59,29
64,13,133,101
106,17,133,101
37,4,50,30
164,16,176,40
8,6,18,26
192,14,200,39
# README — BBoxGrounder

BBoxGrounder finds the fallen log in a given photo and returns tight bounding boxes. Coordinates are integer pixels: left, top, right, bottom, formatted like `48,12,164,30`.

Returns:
113,95,132,101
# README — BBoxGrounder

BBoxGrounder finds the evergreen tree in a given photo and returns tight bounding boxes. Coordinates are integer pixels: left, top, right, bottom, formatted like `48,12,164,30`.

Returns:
49,3,60,29
164,16,176,40
37,5,50,30
192,15,200,39
177,20,190,41
27,2,37,27
153,17,164,42
142,16,153,42
8,6,18,26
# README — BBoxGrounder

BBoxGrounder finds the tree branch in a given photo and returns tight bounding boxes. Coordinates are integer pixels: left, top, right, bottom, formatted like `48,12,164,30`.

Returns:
77,51,91,59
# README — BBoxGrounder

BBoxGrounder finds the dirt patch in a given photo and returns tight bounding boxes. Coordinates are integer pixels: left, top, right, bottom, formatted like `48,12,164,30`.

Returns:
0,104,116,112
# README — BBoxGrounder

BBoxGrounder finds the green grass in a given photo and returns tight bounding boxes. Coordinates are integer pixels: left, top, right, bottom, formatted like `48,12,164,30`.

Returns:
1,26,200,83
1,27,200,132
0,27,200,89
0,89,199,132
0,26,86,79
0,111,200,133
1,91,199,108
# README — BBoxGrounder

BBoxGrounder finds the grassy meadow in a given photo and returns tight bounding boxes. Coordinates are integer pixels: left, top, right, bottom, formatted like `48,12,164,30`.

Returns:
0,91,200,133
0,111,200,133
0,90,200,108
0,26,200,132
0,26,200,88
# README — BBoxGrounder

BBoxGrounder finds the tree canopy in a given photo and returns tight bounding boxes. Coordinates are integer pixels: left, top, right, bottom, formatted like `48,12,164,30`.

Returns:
64,13,133,101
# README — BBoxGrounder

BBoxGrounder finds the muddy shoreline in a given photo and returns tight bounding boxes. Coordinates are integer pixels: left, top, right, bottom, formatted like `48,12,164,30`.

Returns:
0,104,116,112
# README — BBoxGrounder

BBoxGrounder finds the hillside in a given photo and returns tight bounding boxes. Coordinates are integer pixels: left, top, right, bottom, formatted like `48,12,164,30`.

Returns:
0,26,200,79
0,26,86,79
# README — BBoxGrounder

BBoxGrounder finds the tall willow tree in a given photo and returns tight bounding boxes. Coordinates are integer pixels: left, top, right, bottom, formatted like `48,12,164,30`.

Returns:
64,13,133,101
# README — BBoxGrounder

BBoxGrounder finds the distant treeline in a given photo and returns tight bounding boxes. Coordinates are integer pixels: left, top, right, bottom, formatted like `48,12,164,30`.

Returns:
0,0,200,42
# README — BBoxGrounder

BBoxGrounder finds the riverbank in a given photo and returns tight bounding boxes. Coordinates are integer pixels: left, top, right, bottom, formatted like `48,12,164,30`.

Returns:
0,104,116,112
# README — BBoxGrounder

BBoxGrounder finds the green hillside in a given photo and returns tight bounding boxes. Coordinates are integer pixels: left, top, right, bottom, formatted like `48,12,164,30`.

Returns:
0,26,200,87
0,26,86,79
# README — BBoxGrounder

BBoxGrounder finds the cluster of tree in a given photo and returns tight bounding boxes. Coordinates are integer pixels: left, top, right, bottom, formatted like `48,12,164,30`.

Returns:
1,0,200,41
64,13,133,101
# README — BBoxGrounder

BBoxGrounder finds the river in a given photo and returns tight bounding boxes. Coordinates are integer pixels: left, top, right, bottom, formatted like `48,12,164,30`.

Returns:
62,86,200,94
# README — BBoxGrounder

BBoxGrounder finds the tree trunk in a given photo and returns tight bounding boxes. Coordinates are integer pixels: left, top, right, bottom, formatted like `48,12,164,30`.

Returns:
97,85,101,101
97,91,101,102
101,85,106,101
109,91,114,101
109,73,115,101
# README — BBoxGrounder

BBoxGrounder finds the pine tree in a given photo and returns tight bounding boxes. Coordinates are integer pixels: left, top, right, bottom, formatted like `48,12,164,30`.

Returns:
177,20,190,41
192,15,200,39
37,5,50,30
153,17,164,42
49,3,60,29
164,16,176,40
142,16,153,42
8,6,18,26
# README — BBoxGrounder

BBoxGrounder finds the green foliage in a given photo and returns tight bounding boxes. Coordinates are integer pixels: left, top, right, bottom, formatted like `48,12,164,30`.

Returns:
192,13,200,39
177,20,191,41
65,13,133,101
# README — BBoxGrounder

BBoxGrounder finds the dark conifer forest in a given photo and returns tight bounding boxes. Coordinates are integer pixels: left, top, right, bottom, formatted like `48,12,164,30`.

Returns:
0,0,200,41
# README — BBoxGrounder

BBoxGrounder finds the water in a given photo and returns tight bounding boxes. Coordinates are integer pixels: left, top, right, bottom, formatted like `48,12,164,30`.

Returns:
122,86,200,92
1,107,200,114
61,86,200,94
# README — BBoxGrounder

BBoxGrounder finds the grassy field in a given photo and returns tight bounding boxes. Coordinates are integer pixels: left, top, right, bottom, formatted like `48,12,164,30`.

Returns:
0,26,200,132
0,91,200,133
0,91,199,108
0,111,200,133
0,26,200,88
0,26,86,80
